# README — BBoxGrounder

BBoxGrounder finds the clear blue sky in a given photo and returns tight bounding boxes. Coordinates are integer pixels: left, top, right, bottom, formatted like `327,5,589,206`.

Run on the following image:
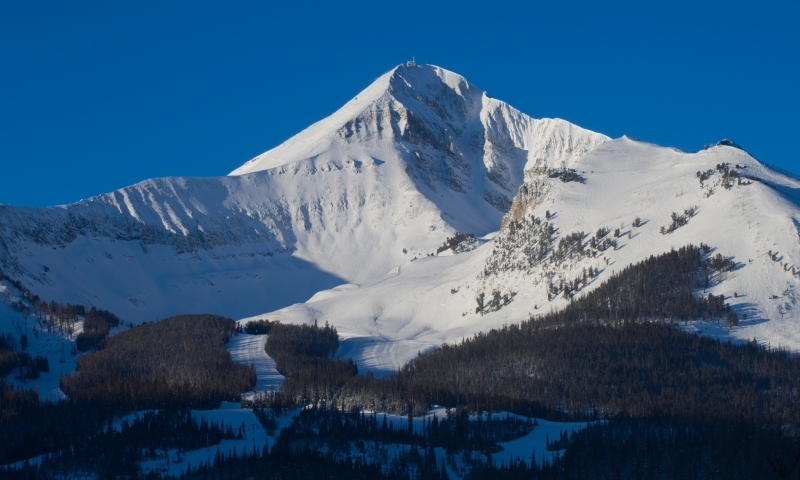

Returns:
1,1,798,206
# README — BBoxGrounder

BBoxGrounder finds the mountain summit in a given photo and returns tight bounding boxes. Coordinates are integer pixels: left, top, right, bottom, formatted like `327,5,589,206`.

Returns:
231,64,607,233
0,64,606,321
233,64,605,178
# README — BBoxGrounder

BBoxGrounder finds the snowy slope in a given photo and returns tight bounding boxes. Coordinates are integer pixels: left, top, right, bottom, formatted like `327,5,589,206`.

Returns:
0,280,80,401
0,64,606,323
252,137,800,375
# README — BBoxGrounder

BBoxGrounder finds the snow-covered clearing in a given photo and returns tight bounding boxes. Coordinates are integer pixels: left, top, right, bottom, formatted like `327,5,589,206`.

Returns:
138,403,269,477
0,284,79,401
497,418,592,467
227,331,284,393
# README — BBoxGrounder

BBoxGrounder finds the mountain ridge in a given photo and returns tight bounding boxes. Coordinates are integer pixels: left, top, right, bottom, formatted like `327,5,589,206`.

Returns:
253,136,800,375
0,64,608,322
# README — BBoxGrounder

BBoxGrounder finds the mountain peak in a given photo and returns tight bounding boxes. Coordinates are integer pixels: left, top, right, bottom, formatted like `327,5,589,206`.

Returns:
0,63,608,323
389,63,478,97
230,64,606,182
716,138,744,150
229,63,482,176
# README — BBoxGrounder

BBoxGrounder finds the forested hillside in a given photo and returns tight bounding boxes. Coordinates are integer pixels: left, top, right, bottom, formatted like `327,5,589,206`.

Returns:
251,246,796,423
1,315,255,466
4,247,800,478
61,314,255,410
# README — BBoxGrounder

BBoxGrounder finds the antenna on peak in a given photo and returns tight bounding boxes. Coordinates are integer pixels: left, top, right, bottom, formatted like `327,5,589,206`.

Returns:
406,57,416,67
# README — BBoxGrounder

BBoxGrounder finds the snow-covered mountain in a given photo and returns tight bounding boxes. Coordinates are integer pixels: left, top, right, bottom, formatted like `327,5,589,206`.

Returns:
252,137,800,375
6,62,800,478
0,64,607,322
3,62,800,399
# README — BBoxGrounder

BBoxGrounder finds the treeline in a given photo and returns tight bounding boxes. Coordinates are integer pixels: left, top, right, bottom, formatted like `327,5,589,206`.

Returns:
466,418,793,480
61,314,255,411
379,321,800,423
266,320,339,362
233,244,800,478
278,405,534,457
436,232,475,254
244,318,273,335
1,266,82,335
1,265,120,346
258,320,800,424
5,245,800,477
0,332,49,380
75,306,121,351
534,245,728,326
547,168,585,183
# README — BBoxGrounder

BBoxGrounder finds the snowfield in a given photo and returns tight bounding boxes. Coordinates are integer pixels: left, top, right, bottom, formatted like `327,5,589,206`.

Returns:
253,137,800,374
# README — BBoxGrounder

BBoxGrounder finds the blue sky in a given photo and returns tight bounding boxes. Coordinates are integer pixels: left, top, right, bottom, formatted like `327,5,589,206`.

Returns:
1,1,798,206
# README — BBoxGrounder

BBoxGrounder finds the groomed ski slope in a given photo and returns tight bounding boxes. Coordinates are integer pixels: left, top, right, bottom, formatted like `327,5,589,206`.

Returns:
227,331,285,394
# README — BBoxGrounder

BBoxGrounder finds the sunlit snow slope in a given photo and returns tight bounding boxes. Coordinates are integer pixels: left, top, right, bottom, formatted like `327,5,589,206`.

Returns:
254,137,800,375
0,64,606,323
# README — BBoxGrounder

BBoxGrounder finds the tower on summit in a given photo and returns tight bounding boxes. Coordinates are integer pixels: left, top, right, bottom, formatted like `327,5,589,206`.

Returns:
406,57,416,67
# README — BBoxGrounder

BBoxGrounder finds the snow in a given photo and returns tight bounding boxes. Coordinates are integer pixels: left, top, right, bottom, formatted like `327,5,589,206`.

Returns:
227,331,284,393
0,282,82,401
250,407,589,477
130,404,272,477
2,63,800,408
497,418,592,467
0,63,607,326
256,137,800,374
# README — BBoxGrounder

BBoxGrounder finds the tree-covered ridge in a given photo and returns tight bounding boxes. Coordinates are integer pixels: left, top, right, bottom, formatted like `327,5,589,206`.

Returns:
61,314,255,410
266,320,339,363
4,245,800,478
386,321,798,422
1,315,255,466
264,320,359,398
254,246,798,426
532,244,733,325
75,306,121,351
